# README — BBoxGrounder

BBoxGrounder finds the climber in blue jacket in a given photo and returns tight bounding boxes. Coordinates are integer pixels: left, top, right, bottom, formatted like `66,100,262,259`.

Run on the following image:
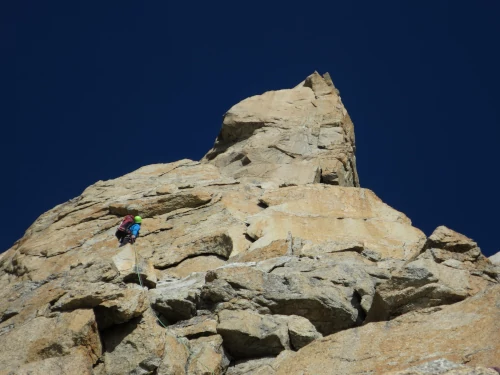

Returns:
128,216,142,244
118,216,142,246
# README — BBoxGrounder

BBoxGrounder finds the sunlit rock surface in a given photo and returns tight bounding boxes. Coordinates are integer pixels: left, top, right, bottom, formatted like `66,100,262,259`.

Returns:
1,73,498,374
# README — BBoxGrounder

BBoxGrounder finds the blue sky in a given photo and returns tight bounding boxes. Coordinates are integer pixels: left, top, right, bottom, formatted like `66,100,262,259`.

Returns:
2,1,499,256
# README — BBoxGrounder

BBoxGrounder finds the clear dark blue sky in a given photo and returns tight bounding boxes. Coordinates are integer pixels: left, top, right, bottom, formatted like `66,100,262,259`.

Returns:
2,1,499,256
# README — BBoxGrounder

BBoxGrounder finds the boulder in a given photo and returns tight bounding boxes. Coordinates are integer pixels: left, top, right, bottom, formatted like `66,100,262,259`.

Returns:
425,226,483,264
217,309,290,358
156,333,229,375
150,273,205,323
51,281,148,329
419,226,499,289
286,315,322,350
157,334,190,375
112,244,157,287
427,226,480,252
168,314,218,339
367,257,470,321
153,230,233,269
186,335,230,375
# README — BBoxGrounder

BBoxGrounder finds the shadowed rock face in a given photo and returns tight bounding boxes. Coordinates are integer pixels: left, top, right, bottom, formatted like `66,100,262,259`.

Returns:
1,73,499,375
274,285,500,375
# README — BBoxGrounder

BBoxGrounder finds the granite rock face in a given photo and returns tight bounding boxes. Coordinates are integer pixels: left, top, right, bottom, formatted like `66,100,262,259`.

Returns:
274,285,500,375
1,73,498,374
491,251,500,265
203,72,359,187
383,359,500,375
245,184,426,261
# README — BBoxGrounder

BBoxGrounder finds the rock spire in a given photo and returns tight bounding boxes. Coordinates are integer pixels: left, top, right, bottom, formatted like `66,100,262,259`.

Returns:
203,72,359,187
0,73,498,374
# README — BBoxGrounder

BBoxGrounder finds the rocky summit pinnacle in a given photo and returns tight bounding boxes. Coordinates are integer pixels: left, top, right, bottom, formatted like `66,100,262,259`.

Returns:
203,72,359,187
0,73,499,375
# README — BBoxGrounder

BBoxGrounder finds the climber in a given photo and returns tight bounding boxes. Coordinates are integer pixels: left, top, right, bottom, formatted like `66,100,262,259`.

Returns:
128,216,142,243
116,215,142,246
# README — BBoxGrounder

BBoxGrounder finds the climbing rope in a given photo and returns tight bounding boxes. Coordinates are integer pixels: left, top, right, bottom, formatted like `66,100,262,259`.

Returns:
134,246,169,329
133,246,216,374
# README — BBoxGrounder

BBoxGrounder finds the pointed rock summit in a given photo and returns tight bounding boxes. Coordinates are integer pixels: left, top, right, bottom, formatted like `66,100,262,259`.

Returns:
203,72,359,187
0,73,499,374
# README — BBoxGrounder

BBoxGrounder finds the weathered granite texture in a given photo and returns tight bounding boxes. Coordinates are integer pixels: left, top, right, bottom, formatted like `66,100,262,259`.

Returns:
1,73,498,374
